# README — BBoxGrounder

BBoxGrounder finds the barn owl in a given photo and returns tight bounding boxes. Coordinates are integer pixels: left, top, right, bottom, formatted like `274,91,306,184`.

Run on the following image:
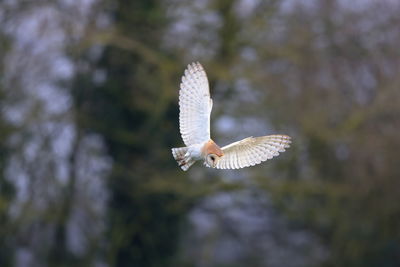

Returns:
172,62,291,171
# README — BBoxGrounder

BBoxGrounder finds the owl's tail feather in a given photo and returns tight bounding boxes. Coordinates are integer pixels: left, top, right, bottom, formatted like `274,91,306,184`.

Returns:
172,147,195,171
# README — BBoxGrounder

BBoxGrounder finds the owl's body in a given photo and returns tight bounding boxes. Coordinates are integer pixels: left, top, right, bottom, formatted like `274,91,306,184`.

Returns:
172,139,223,171
172,62,291,171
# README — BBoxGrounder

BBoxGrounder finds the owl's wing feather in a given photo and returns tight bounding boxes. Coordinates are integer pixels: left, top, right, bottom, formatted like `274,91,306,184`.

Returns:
215,135,291,169
179,62,212,146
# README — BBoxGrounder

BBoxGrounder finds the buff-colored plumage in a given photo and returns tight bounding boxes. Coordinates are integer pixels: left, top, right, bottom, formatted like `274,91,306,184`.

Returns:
171,62,291,171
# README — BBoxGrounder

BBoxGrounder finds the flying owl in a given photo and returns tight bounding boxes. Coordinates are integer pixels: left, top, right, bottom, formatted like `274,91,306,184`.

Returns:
172,62,291,171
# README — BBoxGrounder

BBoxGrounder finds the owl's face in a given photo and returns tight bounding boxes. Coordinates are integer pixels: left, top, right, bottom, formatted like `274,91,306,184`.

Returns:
205,153,220,168
202,140,224,168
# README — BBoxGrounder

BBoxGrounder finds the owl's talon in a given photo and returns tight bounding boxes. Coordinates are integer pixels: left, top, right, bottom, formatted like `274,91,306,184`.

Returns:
178,161,186,167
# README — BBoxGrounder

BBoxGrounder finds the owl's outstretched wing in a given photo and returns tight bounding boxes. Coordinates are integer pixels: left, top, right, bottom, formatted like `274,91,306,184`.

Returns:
215,135,291,169
179,62,213,146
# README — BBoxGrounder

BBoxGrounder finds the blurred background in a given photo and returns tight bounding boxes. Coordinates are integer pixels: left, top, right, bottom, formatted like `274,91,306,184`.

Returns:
0,0,399,266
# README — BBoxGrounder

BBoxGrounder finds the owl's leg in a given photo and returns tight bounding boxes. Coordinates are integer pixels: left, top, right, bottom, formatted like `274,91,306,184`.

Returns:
171,147,195,171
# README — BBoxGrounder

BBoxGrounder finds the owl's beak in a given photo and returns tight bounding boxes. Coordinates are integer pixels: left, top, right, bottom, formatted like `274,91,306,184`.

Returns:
204,160,217,168
212,158,220,168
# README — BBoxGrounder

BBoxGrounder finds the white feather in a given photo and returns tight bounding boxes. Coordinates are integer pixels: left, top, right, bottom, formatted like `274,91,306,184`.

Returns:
215,135,291,169
179,62,212,146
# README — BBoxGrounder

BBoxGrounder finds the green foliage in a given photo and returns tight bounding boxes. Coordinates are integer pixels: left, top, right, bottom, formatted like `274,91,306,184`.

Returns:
0,31,16,267
72,1,191,266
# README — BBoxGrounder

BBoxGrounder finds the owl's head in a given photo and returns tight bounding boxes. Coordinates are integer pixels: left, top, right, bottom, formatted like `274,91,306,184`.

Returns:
202,139,224,168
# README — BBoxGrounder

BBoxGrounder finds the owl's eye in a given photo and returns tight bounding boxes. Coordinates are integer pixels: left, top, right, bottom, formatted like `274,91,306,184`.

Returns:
206,154,218,167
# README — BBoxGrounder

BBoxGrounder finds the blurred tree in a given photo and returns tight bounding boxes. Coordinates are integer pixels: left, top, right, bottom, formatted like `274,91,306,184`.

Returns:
71,1,191,266
0,1,112,267
244,1,400,266
0,28,16,267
